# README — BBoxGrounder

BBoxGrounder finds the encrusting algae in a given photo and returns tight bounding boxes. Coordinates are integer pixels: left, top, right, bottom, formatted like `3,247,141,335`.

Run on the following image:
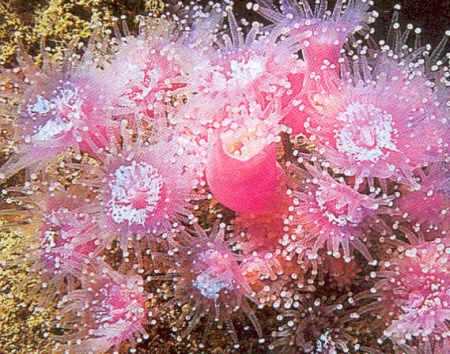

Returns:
0,225,56,353
0,0,166,65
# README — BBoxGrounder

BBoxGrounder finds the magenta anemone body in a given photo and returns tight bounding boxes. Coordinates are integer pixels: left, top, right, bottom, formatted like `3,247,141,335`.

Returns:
34,191,100,287
289,165,386,261
397,163,450,239
167,225,262,338
375,238,450,351
92,138,195,249
58,264,148,353
204,98,288,214
206,130,286,214
0,70,115,180
305,57,449,185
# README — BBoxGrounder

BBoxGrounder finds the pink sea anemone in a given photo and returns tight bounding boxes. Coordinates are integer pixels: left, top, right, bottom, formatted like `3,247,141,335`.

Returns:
194,9,305,115
369,238,450,352
1,2,450,353
269,292,364,354
255,0,375,85
79,130,196,252
0,44,116,180
305,55,449,186
172,9,307,154
0,183,102,295
57,263,148,353
206,103,288,214
248,0,376,135
102,14,219,123
396,163,449,239
34,191,100,289
163,224,262,340
286,164,389,263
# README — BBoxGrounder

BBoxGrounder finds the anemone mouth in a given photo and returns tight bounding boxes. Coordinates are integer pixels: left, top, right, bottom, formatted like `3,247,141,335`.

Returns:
314,186,350,226
103,282,147,324
226,54,266,85
193,270,234,300
32,117,74,142
26,84,84,142
192,249,237,300
219,114,280,161
334,102,398,163
220,127,267,161
314,183,371,227
40,229,60,253
107,161,164,226
318,204,352,227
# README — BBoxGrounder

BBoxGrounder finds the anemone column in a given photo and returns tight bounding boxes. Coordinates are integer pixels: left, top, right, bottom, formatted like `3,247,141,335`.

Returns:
206,132,286,215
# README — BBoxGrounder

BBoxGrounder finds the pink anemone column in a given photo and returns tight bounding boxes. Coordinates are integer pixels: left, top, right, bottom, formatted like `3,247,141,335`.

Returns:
206,106,287,214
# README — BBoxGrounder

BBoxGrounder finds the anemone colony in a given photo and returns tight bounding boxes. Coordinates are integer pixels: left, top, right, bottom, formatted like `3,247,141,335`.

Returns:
0,0,449,353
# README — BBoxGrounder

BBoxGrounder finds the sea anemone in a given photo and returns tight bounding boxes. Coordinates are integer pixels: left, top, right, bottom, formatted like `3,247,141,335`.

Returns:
102,13,220,124
162,224,262,341
255,0,375,84
56,263,148,353
77,127,196,253
1,183,101,296
206,102,288,214
0,41,116,180
172,8,306,155
395,163,449,240
363,238,450,352
0,1,449,353
191,8,305,117
286,164,390,263
33,191,101,291
250,0,376,134
304,54,449,186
